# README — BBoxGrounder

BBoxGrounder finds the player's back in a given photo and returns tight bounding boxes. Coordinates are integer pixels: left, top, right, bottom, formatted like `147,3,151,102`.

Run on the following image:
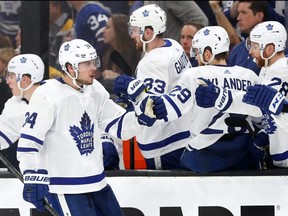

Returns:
133,38,193,164
136,38,192,94
175,65,259,150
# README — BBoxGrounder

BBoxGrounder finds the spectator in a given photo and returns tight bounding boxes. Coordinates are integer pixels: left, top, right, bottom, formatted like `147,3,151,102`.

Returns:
209,1,241,50
101,13,140,99
0,47,15,114
144,1,208,42
68,0,111,77
0,1,21,47
180,22,204,67
49,1,74,79
114,4,192,170
227,1,269,75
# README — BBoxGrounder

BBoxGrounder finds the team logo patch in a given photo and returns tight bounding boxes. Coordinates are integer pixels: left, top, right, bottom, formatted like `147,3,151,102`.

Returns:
266,23,273,31
143,9,149,17
20,57,27,63
64,43,70,51
262,113,276,134
203,29,210,36
69,112,94,155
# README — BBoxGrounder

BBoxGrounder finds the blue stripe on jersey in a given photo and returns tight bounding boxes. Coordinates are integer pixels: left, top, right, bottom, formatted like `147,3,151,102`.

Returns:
50,171,105,185
200,128,223,135
17,147,38,152
138,131,190,151
0,131,13,146
272,150,288,161
163,94,182,118
20,133,44,145
105,116,122,138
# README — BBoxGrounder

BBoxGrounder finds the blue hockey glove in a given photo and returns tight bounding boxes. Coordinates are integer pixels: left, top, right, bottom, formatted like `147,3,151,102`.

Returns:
101,134,120,170
135,96,156,126
114,74,147,102
23,169,50,212
196,78,232,111
151,96,167,120
114,96,134,111
243,84,286,115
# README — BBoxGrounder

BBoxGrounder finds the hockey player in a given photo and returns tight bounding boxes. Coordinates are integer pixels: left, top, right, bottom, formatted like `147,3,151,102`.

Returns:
118,26,264,173
0,54,45,151
114,4,192,170
195,21,288,168
16,38,159,215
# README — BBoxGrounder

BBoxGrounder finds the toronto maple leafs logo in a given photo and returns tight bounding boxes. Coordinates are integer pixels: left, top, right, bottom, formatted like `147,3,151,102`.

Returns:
64,43,70,51
20,57,27,63
203,29,210,36
262,112,277,134
266,23,273,31
69,112,94,156
143,9,149,17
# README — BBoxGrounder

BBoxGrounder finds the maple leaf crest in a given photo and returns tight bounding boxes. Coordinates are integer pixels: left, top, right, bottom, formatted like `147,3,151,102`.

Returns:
69,112,94,156
262,113,277,134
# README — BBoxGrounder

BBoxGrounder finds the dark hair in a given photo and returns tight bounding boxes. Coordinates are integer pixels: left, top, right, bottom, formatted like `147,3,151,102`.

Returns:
204,46,228,61
102,14,140,75
182,22,205,31
239,0,268,21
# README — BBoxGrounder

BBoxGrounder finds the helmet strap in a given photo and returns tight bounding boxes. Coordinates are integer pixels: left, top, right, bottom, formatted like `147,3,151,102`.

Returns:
64,67,84,91
17,79,34,98
200,53,215,65
260,49,276,68
140,33,156,52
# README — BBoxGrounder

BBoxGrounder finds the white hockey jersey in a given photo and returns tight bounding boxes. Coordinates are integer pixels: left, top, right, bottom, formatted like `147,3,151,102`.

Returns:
0,96,27,150
135,38,193,159
161,65,259,150
17,79,143,194
223,58,288,167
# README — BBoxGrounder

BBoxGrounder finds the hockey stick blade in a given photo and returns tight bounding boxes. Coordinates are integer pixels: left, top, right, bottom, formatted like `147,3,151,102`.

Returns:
0,152,59,216
225,116,255,137
110,50,133,76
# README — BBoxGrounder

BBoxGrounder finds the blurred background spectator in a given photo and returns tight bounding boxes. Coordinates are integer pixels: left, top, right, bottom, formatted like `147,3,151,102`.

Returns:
180,22,204,67
49,1,74,78
68,0,111,79
0,1,21,48
101,13,140,99
0,47,15,114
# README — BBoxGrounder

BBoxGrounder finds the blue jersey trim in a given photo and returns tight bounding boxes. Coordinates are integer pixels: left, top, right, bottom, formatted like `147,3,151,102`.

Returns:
17,147,39,153
20,133,44,145
272,150,288,161
50,171,106,185
138,131,190,151
162,39,172,47
163,94,182,118
0,131,13,146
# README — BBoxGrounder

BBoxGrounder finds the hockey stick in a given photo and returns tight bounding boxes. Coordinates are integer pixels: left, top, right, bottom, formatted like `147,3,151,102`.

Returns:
0,152,59,216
